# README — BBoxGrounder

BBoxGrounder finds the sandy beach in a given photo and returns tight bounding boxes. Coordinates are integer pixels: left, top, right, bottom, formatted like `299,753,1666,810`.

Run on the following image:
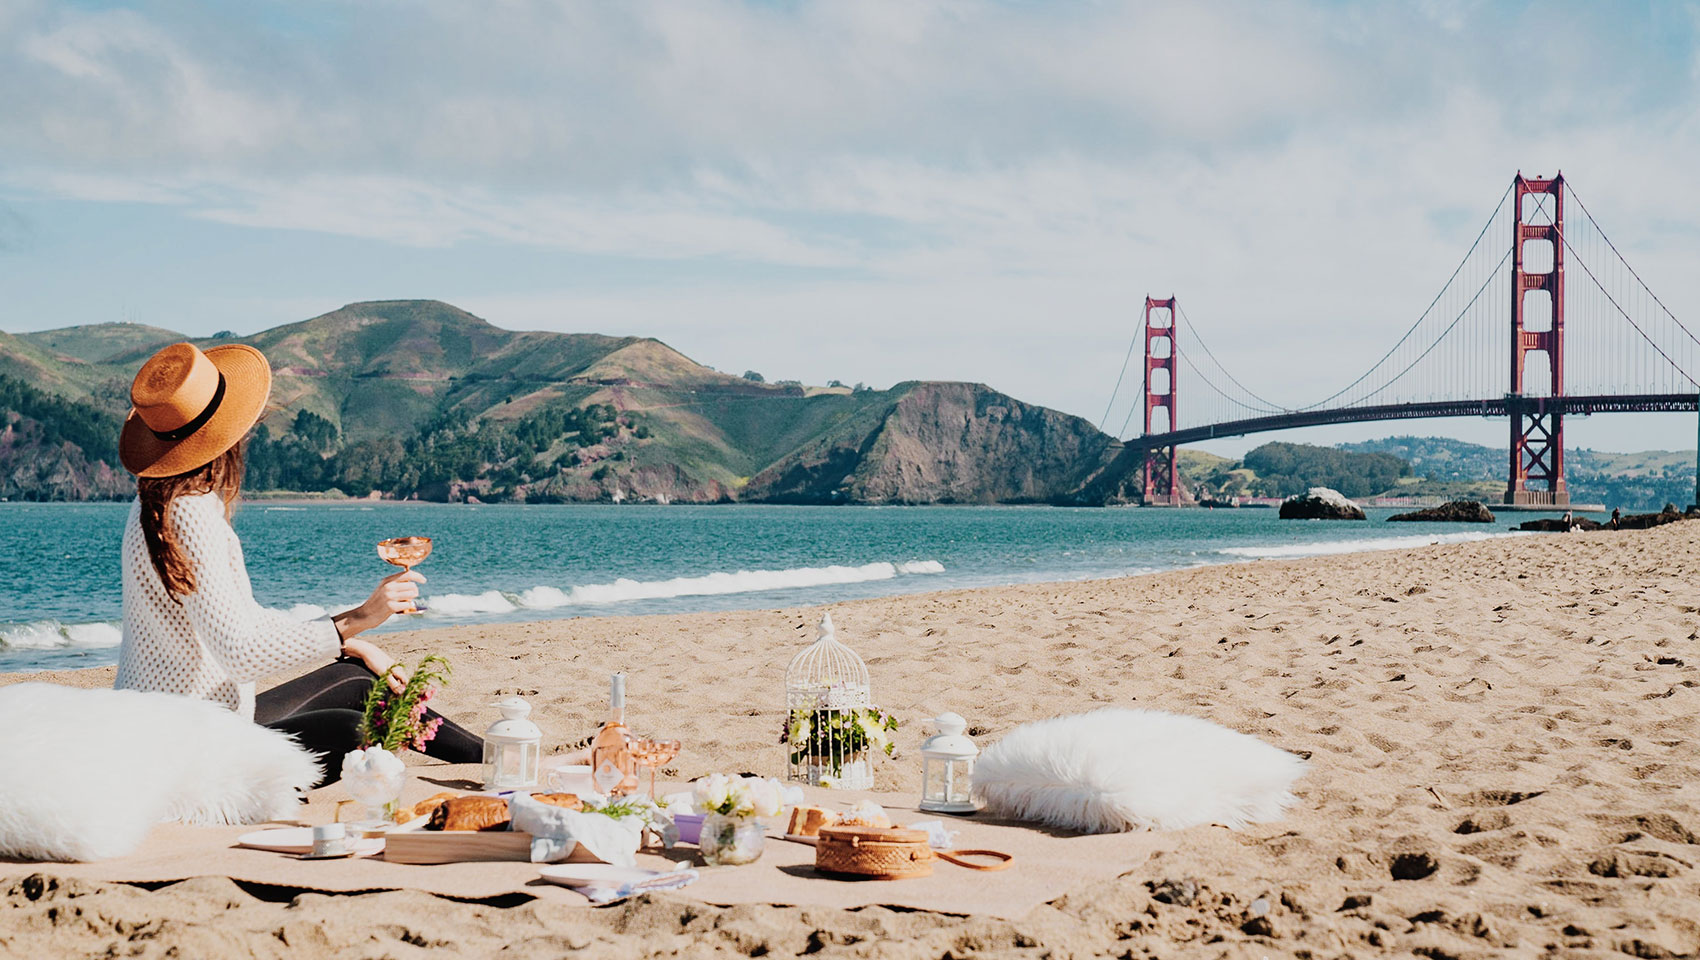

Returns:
5,522,1700,958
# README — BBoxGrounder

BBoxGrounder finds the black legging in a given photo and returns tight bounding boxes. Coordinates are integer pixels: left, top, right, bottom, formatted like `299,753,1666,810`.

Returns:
255,659,482,785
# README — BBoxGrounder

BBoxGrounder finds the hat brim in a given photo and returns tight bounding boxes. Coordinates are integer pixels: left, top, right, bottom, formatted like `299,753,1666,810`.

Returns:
120,344,273,479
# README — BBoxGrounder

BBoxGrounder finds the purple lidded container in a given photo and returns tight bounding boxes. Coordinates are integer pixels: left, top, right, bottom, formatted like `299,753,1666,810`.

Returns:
673,813,705,845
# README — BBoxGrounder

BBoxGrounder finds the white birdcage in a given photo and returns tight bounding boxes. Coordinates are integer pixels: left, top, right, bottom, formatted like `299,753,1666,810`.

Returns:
784,612,877,790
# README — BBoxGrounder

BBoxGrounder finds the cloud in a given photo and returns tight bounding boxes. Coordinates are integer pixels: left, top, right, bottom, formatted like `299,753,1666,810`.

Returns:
1,0,1696,444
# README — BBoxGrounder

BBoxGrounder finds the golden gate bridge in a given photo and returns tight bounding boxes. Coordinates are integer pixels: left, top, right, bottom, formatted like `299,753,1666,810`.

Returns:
1096,173,1700,508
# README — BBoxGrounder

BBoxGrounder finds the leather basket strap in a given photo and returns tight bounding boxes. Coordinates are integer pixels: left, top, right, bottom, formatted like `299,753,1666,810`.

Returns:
935,849,1013,871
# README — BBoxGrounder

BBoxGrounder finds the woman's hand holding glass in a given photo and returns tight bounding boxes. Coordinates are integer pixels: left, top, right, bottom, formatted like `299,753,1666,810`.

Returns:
333,569,424,642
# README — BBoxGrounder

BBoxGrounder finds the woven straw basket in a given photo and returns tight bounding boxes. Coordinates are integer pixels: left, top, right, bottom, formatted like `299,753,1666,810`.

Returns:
815,825,935,880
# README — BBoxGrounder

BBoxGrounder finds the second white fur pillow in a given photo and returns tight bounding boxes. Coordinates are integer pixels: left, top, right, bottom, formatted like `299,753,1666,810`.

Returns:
971,707,1305,833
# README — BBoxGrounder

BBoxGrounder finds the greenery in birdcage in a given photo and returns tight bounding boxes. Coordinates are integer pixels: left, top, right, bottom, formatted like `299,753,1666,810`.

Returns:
781,706,898,768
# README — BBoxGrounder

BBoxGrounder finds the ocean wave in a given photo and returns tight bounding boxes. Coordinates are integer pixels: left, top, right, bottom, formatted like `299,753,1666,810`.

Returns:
1217,531,1518,560
421,560,947,618
425,590,518,617
0,620,122,651
897,560,945,574
284,603,329,621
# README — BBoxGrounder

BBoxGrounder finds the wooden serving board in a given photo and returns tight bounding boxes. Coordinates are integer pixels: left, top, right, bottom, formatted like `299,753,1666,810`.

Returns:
382,830,602,865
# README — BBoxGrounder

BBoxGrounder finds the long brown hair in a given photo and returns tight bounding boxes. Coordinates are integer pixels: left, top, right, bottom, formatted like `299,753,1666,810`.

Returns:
137,442,246,598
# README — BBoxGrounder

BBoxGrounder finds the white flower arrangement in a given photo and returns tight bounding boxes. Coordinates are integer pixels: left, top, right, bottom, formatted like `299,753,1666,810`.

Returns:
692,774,785,820
340,745,407,810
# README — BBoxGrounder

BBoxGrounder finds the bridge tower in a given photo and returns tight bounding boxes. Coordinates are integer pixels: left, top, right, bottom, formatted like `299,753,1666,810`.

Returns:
1506,172,1568,506
1142,296,1181,506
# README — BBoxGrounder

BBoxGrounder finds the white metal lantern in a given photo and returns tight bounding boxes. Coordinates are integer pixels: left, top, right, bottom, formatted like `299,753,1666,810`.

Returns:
482,696,541,790
919,712,978,814
784,613,876,790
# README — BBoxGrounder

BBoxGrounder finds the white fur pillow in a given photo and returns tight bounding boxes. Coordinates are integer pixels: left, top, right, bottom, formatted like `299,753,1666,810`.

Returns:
0,683,321,861
972,708,1305,833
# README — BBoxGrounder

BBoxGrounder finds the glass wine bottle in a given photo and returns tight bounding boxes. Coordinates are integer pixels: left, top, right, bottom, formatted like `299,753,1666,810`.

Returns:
590,672,638,796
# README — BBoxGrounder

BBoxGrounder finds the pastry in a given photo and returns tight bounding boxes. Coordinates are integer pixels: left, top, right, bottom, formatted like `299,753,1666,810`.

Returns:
838,800,891,828
786,804,835,837
426,796,511,832
530,792,582,811
393,792,459,824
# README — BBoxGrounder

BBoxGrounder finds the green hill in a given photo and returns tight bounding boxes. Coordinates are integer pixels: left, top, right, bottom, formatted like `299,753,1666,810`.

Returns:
0,301,1121,504
19,322,185,365
1343,436,1696,511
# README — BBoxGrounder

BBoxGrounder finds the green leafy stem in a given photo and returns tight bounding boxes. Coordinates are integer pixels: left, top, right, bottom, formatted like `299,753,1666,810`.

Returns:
360,654,453,753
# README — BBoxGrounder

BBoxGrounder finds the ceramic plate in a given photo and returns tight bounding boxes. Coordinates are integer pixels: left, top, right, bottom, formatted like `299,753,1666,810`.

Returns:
236,827,385,857
538,863,672,887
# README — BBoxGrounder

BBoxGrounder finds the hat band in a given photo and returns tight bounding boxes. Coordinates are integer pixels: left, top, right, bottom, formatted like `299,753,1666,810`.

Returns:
149,373,228,442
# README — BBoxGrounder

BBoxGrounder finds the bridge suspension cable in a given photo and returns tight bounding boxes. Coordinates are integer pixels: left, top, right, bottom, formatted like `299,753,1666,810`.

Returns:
1290,182,1516,412
1174,304,1286,413
1097,325,1141,432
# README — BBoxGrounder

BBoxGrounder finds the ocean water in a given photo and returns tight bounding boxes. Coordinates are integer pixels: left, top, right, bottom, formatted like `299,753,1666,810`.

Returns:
0,502,1551,674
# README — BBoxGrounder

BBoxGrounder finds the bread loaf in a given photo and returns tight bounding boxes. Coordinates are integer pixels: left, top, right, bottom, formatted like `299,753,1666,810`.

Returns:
394,792,459,824
426,796,511,832
786,805,834,837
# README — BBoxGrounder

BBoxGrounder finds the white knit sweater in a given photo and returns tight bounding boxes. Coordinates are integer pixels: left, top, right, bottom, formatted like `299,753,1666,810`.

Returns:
115,493,341,720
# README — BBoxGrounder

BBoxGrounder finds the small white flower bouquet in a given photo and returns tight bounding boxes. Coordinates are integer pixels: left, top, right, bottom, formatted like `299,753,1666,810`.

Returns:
692,773,785,820
690,774,783,865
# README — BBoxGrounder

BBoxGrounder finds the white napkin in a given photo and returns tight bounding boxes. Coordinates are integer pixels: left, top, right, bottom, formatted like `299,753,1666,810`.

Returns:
556,866,699,904
908,819,959,850
508,793,643,867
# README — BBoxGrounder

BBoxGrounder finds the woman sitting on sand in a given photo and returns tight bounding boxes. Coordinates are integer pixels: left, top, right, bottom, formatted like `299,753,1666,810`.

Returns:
112,341,481,784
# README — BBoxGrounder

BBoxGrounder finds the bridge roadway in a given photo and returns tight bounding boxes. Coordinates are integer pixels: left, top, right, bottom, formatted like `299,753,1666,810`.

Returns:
1123,393,1699,451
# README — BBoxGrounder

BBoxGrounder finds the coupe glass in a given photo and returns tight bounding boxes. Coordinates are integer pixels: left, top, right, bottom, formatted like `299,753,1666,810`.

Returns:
376,536,432,613
633,738,680,800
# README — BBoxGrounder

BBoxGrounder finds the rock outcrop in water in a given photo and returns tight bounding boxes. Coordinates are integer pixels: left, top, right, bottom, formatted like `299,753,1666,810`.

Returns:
1517,516,1605,532
1520,505,1696,532
1279,487,1366,520
1387,501,1496,523
1617,504,1691,530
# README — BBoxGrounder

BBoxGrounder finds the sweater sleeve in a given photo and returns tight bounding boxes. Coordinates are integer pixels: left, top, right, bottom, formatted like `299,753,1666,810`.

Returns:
172,496,342,684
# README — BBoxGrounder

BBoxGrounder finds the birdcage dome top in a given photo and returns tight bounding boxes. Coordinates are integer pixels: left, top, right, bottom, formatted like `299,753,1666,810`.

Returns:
785,613,870,708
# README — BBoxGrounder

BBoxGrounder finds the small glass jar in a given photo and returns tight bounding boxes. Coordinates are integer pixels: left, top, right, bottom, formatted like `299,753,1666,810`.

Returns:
482,696,542,790
341,748,407,831
698,812,766,866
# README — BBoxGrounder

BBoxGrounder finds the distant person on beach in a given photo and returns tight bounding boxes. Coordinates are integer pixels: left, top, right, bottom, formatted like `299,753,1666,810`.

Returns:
112,342,481,784
1562,511,1576,532
1611,508,1622,530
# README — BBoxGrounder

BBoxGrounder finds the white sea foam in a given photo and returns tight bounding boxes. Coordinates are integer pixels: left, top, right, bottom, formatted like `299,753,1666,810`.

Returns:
419,560,948,618
284,603,329,621
897,560,946,574
424,590,519,617
1217,531,1518,560
0,620,122,651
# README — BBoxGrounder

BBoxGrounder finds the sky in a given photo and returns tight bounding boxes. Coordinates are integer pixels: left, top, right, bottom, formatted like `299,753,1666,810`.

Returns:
2,0,1699,457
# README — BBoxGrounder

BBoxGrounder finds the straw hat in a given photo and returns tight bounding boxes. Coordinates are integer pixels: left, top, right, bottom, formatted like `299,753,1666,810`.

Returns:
119,342,272,478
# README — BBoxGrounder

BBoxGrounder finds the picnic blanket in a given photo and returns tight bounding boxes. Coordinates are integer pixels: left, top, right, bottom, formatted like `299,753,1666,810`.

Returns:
1,763,1180,919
